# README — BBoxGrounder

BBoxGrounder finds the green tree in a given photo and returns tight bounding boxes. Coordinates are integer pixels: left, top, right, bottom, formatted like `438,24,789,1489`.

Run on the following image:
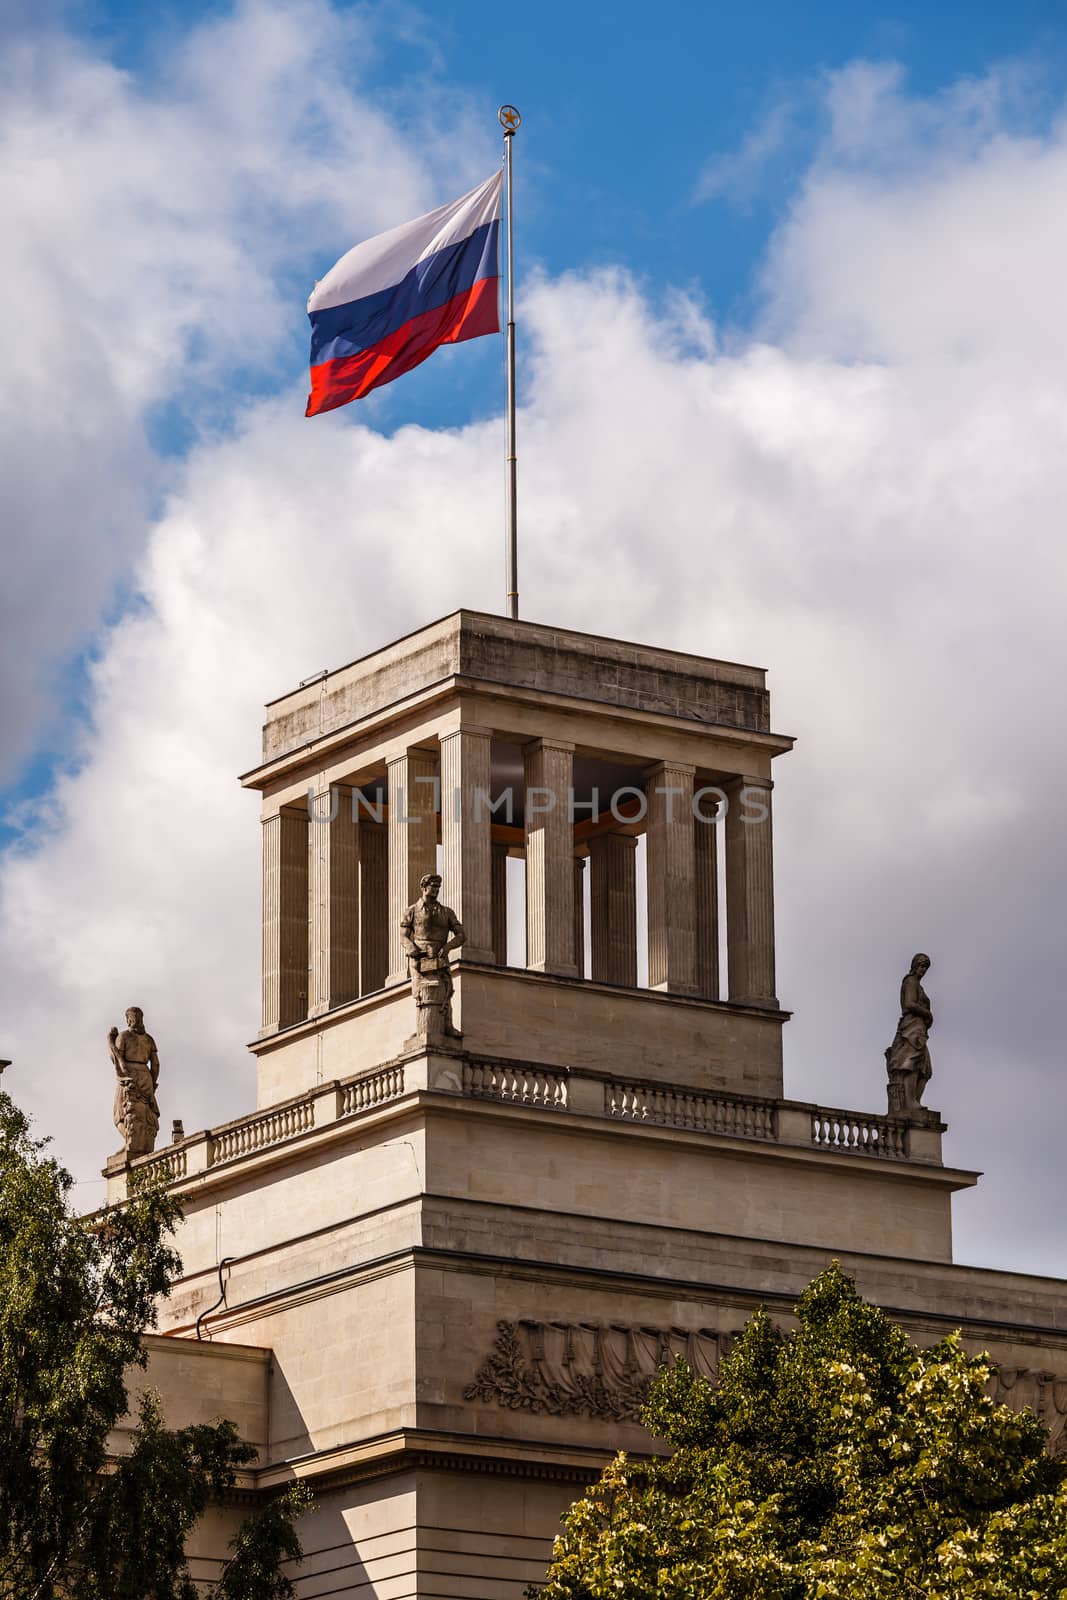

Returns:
0,1088,310,1598
534,1263,1067,1599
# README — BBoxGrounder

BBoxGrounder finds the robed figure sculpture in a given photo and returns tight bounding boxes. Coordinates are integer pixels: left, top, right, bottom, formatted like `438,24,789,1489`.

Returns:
108,1006,161,1159
885,954,934,1119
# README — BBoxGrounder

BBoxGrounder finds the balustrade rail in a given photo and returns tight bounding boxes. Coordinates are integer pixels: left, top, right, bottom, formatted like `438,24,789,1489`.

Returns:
605,1080,777,1140
810,1108,908,1159
135,1145,188,1185
133,1057,914,1193
463,1060,568,1109
212,1099,316,1163
340,1063,405,1115
137,1063,409,1185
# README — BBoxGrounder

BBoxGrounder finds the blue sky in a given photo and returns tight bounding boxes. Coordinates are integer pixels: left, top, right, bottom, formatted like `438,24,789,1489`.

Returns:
5,0,1067,836
33,0,1067,450
4,0,1067,1269
10,0,1067,470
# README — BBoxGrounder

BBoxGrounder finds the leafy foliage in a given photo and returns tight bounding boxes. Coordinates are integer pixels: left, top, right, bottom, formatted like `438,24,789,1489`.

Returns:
534,1263,1067,1599
214,1483,315,1600
0,1089,309,1598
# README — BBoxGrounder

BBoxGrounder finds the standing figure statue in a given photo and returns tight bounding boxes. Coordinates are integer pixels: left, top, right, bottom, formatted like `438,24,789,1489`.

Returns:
885,954,934,1119
400,874,466,1045
108,1006,161,1159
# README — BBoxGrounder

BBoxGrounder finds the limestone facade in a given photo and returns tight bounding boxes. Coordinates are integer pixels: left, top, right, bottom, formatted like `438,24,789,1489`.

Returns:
103,612,1067,1598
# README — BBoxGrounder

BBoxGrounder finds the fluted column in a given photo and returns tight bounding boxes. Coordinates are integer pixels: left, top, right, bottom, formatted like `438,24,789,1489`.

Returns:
644,761,698,995
359,816,388,993
261,806,309,1033
387,746,439,984
694,796,720,1001
724,775,777,1007
589,832,638,987
573,856,586,976
491,841,509,965
309,784,360,1016
523,738,578,976
440,726,494,963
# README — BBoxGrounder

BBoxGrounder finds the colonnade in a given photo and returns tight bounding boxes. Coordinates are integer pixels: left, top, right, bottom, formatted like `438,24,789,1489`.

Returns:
261,735,777,1034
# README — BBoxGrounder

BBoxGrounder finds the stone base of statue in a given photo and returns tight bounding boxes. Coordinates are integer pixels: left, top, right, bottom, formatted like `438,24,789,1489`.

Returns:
406,955,462,1052
887,1064,941,1127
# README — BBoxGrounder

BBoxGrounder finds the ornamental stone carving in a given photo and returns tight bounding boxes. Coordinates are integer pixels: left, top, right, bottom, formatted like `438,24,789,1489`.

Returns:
400,873,466,1047
108,1006,161,1160
992,1366,1067,1456
464,1320,1067,1456
464,1318,746,1422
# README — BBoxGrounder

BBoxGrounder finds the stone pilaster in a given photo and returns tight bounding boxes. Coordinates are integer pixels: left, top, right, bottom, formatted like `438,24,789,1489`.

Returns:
387,747,439,985
694,798,720,1001
724,775,777,1008
261,806,309,1033
573,856,587,976
589,832,638,987
309,785,360,1016
644,762,698,995
523,739,578,977
491,841,509,966
440,726,494,964
359,817,388,994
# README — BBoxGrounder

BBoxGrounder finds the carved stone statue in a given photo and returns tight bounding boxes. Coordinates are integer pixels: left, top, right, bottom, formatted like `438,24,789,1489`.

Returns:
400,874,466,1046
108,1006,161,1159
885,954,934,1120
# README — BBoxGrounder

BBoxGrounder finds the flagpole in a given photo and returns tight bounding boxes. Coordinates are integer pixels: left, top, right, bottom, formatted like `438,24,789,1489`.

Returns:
499,105,521,620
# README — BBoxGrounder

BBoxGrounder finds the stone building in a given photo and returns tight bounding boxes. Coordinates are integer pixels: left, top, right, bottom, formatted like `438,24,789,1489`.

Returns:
105,611,1067,1596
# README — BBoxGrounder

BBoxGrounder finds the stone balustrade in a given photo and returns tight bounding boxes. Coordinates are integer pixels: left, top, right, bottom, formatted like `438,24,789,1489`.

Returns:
462,1059,569,1109
605,1079,777,1140
123,1056,931,1203
809,1107,909,1160
212,1099,316,1164
130,1063,408,1191
340,1063,406,1115
130,1145,188,1185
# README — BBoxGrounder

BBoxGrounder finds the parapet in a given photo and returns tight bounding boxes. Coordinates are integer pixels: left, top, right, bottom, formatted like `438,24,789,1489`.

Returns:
257,611,775,767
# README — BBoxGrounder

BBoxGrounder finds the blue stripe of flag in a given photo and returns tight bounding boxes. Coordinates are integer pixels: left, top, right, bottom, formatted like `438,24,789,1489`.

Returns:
309,221,500,368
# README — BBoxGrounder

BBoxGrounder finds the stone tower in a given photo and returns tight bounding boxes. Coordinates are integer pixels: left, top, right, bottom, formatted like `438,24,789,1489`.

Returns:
106,612,1067,1597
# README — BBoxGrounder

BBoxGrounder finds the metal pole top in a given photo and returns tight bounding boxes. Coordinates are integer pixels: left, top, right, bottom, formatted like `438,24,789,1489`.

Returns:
498,104,521,135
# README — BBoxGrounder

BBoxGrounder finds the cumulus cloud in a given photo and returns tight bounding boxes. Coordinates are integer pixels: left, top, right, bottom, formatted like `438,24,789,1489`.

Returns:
0,0,488,782
3,42,1067,1279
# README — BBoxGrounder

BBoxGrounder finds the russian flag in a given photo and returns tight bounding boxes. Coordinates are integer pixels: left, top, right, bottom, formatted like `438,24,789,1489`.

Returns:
306,171,502,417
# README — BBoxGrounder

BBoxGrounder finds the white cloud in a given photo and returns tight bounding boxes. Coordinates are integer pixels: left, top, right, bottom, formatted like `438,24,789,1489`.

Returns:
3,44,1067,1281
694,96,798,206
764,60,1067,379
0,0,489,782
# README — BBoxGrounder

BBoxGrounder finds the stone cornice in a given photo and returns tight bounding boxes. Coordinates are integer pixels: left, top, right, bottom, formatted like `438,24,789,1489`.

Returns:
239,673,794,791
256,1426,618,1494
163,1223,1067,1351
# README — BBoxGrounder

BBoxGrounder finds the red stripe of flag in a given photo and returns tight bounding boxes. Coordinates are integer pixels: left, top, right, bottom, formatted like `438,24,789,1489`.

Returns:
306,277,499,417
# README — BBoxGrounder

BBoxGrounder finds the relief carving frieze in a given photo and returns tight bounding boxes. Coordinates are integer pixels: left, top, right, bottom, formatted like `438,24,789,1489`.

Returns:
465,1319,1067,1453
463,1318,747,1422
992,1366,1067,1456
